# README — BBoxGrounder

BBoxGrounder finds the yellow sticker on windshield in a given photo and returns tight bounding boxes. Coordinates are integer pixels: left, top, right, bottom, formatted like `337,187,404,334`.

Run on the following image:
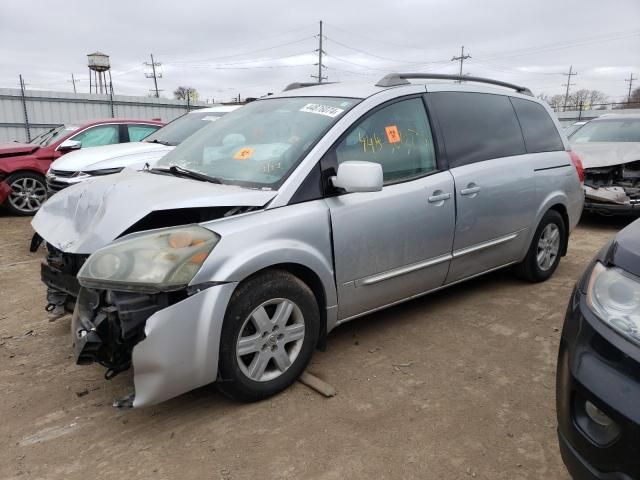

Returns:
234,147,254,160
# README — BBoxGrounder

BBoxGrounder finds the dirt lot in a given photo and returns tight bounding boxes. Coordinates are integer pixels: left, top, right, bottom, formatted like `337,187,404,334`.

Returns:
0,213,634,480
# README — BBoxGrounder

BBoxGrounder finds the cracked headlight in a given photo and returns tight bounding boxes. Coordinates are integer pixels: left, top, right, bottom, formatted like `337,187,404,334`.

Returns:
586,262,640,345
78,226,219,292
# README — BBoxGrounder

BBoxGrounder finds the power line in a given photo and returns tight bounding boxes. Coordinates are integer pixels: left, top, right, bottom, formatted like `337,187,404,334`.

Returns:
164,36,315,65
311,20,327,83
160,25,315,62
625,73,637,102
562,65,577,111
478,30,640,61
324,37,447,66
451,46,471,81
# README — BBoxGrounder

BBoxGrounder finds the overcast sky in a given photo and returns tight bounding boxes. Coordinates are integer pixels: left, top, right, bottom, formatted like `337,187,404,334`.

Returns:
1,0,639,103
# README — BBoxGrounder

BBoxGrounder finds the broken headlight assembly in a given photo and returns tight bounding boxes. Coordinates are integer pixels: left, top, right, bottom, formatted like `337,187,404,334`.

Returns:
78,225,219,292
586,262,640,346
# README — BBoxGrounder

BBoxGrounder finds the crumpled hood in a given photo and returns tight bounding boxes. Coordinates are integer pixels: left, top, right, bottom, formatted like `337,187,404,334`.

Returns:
49,142,171,171
0,142,38,157
32,169,277,254
571,142,640,169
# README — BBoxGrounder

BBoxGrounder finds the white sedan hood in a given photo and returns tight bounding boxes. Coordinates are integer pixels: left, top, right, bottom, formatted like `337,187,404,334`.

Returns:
571,142,640,168
50,142,172,172
32,170,276,254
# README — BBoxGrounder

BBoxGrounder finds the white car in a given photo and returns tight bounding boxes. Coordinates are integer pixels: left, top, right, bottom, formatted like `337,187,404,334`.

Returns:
46,105,241,193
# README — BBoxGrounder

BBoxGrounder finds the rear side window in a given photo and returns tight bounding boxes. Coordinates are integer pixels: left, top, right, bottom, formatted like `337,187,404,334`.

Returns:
510,98,564,153
429,92,525,167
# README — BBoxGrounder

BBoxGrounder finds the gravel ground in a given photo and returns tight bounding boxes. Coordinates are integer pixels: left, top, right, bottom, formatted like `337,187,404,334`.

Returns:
0,212,634,480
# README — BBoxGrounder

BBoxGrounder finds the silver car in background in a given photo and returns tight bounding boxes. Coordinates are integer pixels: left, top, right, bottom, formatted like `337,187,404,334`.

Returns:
570,114,640,215
32,74,584,407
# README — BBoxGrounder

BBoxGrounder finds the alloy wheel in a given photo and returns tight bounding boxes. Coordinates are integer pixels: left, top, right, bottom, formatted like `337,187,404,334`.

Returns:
536,223,560,271
8,177,47,214
236,298,305,382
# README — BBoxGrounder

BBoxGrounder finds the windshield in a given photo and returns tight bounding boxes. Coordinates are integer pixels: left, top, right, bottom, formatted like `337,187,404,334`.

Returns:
145,110,230,146
29,125,77,147
570,118,640,143
157,97,358,188
564,123,585,137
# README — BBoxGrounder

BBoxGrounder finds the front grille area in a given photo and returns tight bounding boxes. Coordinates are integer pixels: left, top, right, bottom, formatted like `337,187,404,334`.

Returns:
49,169,75,178
46,170,77,193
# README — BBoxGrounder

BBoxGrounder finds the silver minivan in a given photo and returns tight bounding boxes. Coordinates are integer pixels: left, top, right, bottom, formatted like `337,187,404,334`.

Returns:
33,74,585,407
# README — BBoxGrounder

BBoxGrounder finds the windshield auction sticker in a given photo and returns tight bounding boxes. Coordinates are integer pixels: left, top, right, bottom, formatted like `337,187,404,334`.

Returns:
300,103,345,118
234,147,254,160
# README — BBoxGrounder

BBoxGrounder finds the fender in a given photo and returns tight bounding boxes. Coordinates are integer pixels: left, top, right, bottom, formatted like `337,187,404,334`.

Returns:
192,200,338,309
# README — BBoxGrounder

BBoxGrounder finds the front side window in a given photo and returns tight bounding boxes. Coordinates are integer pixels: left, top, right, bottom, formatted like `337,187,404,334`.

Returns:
569,118,640,143
157,97,358,188
128,124,159,142
429,92,526,167
71,124,119,147
334,98,437,183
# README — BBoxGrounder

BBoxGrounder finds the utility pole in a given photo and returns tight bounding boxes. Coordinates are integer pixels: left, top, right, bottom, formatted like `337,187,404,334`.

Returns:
562,65,577,112
311,20,327,83
68,73,79,93
625,73,637,103
19,74,31,142
451,46,471,82
145,54,162,98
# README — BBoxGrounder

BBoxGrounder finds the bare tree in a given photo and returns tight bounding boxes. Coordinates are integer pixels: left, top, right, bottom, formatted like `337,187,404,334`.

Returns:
540,89,611,110
174,86,199,102
618,87,640,109
587,90,608,107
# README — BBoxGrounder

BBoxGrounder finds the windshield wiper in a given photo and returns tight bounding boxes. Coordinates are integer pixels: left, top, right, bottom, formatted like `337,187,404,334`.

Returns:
150,166,223,184
146,139,172,146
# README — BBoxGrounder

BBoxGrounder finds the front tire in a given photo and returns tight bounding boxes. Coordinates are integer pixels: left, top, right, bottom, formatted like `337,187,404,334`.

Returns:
4,172,47,216
515,210,566,282
217,270,320,402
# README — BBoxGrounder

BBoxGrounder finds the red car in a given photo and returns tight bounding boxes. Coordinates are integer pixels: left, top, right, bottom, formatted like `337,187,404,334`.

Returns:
0,119,163,215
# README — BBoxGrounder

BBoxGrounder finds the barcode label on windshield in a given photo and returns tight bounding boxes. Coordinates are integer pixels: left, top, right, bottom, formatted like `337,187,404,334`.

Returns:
300,103,344,118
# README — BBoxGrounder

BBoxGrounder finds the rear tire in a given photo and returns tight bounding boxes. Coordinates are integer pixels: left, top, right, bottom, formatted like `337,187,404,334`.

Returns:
4,171,47,216
217,270,319,402
514,210,566,283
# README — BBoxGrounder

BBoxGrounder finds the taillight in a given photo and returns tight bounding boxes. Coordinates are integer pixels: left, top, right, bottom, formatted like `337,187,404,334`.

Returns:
568,150,584,183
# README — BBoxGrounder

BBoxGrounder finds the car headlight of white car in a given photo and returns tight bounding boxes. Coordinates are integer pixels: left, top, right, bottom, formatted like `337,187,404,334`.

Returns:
586,262,640,345
78,225,219,292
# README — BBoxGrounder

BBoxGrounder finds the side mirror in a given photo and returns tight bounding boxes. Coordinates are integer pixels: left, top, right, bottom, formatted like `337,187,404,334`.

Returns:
330,160,383,193
58,139,82,151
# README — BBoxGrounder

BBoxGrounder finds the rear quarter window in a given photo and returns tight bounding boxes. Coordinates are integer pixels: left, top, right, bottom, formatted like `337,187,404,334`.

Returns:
428,92,526,168
510,98,564,153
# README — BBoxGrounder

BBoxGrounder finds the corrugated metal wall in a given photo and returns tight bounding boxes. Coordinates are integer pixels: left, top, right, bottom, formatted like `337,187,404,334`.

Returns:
0,88,208,142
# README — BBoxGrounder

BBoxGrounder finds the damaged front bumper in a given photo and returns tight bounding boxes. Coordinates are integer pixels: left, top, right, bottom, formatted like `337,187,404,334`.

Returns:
72,281,237,407
584,185,640,215
583,162,640,215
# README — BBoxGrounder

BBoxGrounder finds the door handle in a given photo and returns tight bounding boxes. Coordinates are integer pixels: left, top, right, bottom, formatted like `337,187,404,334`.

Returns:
460,186,481,196
428,192,451,203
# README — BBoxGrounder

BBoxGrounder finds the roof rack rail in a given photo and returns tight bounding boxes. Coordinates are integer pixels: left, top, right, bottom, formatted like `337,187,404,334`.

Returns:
375,73,532,96
283,81,337,92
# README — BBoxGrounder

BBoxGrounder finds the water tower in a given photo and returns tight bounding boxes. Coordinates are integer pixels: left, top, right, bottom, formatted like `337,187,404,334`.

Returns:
87,52,112,94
